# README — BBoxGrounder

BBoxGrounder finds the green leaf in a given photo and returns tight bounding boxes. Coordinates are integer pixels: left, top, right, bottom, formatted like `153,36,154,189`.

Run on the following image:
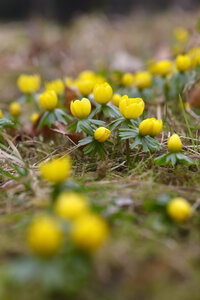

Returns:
119,128,138,140
109,117,124,131
130,135,142,149
37,111,49,129
78,136,93,146
88,119,105,126
176,153,194,165
154,153,169,166
79,120,94,135
166,153,177,166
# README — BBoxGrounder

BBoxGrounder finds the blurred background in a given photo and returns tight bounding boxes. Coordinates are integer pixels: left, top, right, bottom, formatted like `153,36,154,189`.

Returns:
0,0,199,102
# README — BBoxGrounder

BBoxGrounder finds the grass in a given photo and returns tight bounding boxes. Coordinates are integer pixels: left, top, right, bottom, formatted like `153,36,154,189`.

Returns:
1,10,200,300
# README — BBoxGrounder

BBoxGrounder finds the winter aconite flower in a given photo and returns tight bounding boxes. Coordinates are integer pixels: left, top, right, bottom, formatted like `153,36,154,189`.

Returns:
139,118,162,137
39,156,71,184
0,109,3,119
168,134,182,153
135,71,152,89
119,95,145,119
121,73,134,87
27,216,63,257
176,55,191,72
71,214,108,252
30,113,40,124
167,197,192,222
45,79,64,95
70,98,91,119
93,82,113,104
187,47,200,67
10,102,21,116
55,192,88,220
94,127,111,143
112,93,121,107
77,79,94,96
153,60,172,77
17,74,40,94
173,27,188,43
39,90,58,110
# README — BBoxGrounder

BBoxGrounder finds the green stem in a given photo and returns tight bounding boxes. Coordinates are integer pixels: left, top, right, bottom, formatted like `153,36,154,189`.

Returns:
179,94,196,151
126,139,130,167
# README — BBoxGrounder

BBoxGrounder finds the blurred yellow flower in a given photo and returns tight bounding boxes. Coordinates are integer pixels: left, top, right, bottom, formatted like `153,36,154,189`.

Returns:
93,82,113,104
79,70,96,81
10,102,21,116
45,79,64,95
0,109,3,119
27,216,62,257
77,79,94,96
188,47,200,67
112,93,121,107
39,90,58,110
70,98,91,119
30,113,40,124
119,95,144,119
168,134,182,153
94,127,111,143
153,60,172,76
135,71,152,89
139,118,162,137
173,27,188,43
121,73,134,87
39,156,71,184
167,197,192,222
17,74,40,94
176,54,191,72
71,214,108,252
55,192,89,220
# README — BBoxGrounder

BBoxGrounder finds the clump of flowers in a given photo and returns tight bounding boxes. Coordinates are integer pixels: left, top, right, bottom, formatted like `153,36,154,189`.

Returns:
154,134,194,166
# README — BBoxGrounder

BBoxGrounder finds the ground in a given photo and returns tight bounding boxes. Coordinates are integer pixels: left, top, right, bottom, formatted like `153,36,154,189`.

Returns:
0,9,200,300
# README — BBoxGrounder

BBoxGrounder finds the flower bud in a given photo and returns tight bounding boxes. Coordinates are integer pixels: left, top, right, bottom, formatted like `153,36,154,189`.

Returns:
168,134,182,153
27,216,63,257
119,95,144,119
45,79,64,95
70,98,91,119
10,102,21,116
167,197,192,222
77,79,94,96
121,73,134,87
112,93,121,107
176,55,191,72
135,71,152,89
39,90,58,110
93,82,113,104
17,74,40,94
94,127,111,143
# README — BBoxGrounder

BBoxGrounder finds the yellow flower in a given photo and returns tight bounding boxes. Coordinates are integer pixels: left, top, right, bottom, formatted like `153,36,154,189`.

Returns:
30,113,40,124
79,70,95,81
121,73,134,87
70,98,91,119
39,90,58,110
135,71,152,89
188,47,200,67
167,197,192,222
65,77,74,87
17,74,40,94
93,82,113,104
168,134,182,153
0,109,3,119
153,60,172,76
119,95,145,119
94,127,111,143
10,102,21,116
39,156,71,184
176,55,191,72
151,119,163,136
77,79,94,96
173,27,188,43
55,192,88,220
112,93,121,107
27,216,63,257
139,118,162,137
45,79,64,95
71,214,108,252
